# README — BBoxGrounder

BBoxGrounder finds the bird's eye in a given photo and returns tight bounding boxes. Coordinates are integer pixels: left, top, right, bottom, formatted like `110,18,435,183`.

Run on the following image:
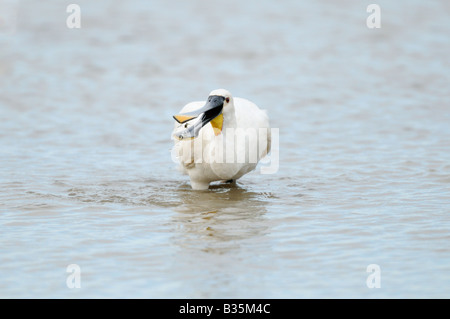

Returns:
225,97,230,103
184,123,188,128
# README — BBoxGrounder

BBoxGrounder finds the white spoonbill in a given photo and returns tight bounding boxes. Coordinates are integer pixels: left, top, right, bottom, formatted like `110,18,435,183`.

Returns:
172,89,271,190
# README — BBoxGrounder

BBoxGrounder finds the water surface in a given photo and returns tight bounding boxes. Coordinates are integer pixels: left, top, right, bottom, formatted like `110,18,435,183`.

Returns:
1,0,450,298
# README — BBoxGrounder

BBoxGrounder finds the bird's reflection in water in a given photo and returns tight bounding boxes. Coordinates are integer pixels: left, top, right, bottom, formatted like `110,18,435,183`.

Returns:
170,182,270,255
168,182,273,297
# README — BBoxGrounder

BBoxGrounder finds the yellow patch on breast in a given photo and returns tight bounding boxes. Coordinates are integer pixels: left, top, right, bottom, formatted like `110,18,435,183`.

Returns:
210,113,223,136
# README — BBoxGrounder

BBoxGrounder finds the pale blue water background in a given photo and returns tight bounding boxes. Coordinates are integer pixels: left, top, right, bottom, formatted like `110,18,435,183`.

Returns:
0,0,449,298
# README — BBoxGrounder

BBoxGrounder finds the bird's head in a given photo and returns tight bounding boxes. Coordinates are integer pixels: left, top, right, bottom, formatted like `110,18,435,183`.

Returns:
173,89,233,140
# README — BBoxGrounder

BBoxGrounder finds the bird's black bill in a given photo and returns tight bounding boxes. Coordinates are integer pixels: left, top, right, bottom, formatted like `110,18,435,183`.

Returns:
173,95,225,139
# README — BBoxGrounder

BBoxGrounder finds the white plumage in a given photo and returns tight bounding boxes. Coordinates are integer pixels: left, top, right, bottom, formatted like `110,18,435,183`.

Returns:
172,89,271,190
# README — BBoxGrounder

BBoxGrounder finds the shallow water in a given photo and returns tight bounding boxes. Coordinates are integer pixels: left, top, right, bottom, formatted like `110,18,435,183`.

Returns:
1,0,450,298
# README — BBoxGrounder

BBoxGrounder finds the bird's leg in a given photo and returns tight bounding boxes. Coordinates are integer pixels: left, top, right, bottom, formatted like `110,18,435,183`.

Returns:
190,180,210,190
